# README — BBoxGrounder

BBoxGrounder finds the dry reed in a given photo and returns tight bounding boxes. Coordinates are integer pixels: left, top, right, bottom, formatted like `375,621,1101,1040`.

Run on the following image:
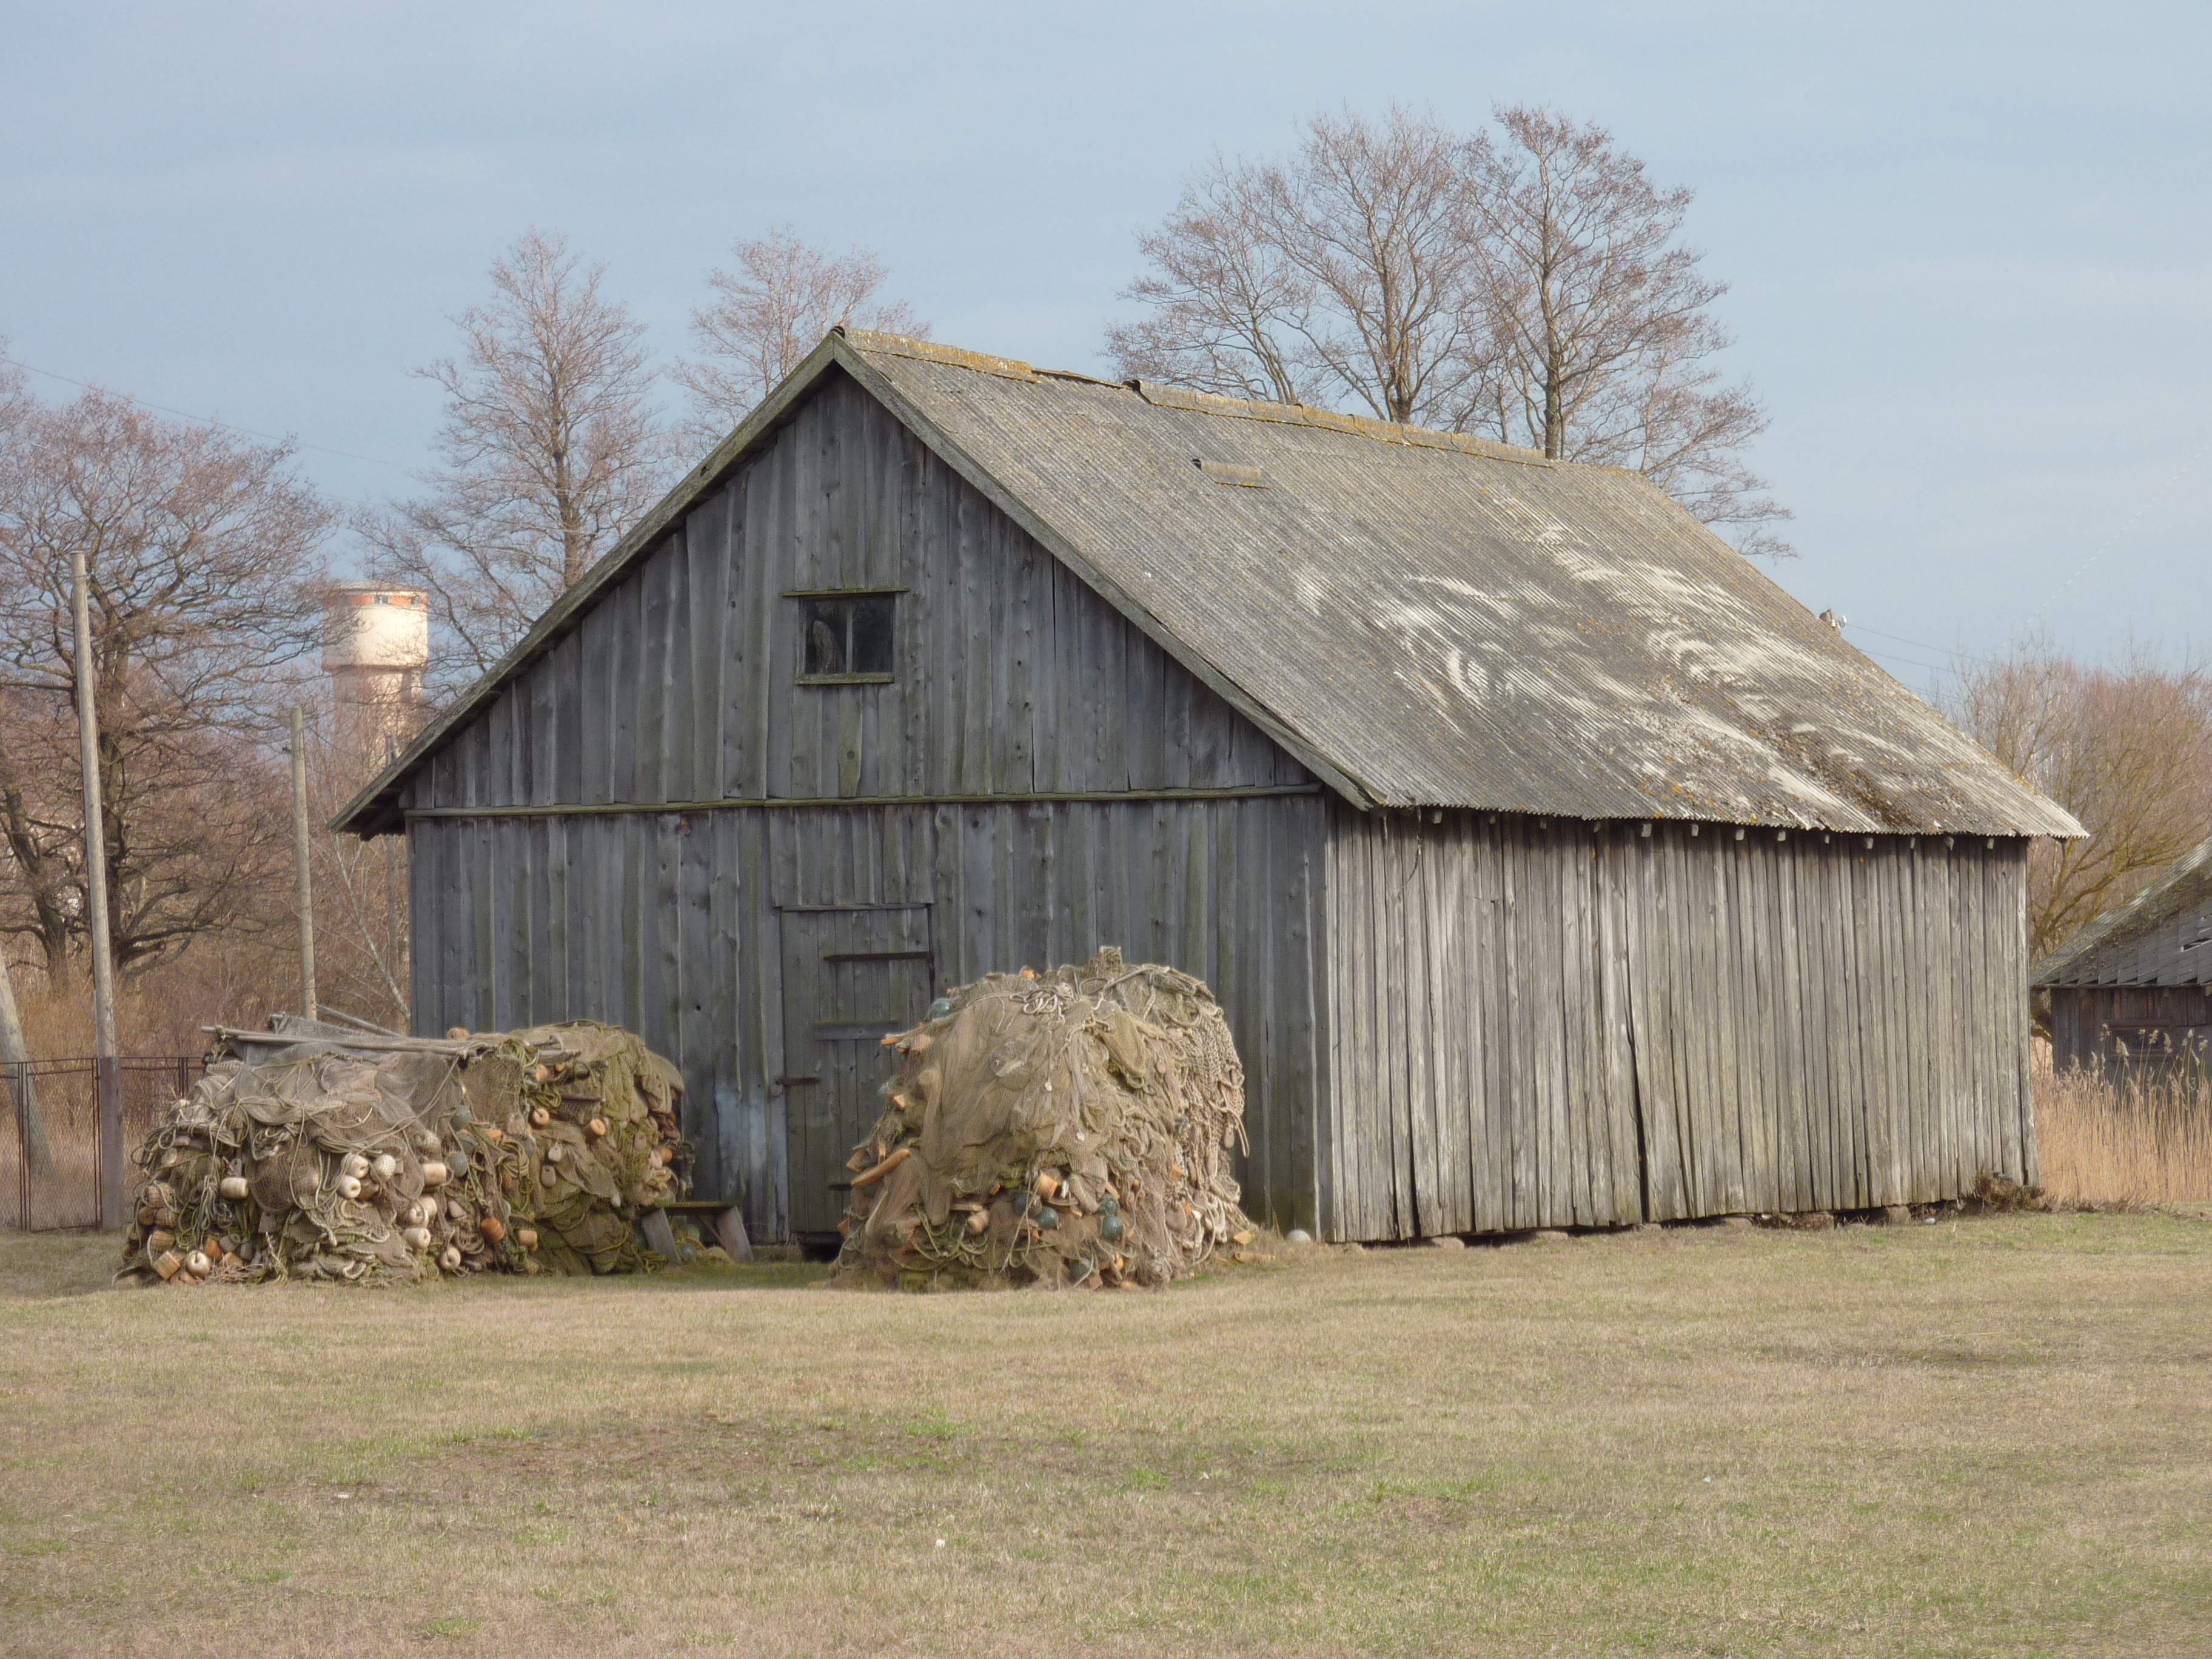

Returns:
2034,1038,2212,1205
5,937,292,1061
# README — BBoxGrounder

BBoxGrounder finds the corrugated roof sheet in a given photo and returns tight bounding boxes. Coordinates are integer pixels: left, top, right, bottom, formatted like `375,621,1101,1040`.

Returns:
2033,833,2212,985
335,329,2081,839
851,333,2078,836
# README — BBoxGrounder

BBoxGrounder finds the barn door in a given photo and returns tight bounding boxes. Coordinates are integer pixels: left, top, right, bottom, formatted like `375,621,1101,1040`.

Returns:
777,904,937,1238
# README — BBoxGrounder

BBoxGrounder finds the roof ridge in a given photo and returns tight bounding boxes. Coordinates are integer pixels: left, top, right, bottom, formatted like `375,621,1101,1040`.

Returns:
843,327,1556,468
837,327,1036,382
1131,380,1553,468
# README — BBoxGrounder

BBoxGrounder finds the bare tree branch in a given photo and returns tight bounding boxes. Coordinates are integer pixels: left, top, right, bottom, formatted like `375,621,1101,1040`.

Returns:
1109,106,1790,551
0,358,332,979
1108,109,1481,424
1947,637,2212,957
299,697,419,1025
1256,107,1484,425
1105,155,1329,406
359,230,673,684
672,226,926,452
1464,106,1791,551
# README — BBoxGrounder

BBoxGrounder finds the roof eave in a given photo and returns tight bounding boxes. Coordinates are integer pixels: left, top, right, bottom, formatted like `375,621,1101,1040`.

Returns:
2031,827,2212,984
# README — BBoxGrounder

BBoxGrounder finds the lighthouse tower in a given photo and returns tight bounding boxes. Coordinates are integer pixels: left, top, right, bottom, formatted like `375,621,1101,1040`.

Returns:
321,586,429,768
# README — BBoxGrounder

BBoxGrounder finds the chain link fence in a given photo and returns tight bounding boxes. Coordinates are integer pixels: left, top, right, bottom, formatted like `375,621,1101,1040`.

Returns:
4,1057,203,1230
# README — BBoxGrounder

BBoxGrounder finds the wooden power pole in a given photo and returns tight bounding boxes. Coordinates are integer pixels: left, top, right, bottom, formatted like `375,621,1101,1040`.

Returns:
290,706,317,1022
71,551,122,1228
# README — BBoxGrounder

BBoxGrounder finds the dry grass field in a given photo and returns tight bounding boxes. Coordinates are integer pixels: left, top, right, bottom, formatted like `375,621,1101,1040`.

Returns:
2,1214,2208,1658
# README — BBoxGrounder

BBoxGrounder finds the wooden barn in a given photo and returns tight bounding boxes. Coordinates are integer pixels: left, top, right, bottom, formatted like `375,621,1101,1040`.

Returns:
335,329,2082,1245
2034,834,2212,1069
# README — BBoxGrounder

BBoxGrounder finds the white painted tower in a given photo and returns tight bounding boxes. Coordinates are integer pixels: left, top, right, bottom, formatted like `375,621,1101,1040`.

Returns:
322,586,429,761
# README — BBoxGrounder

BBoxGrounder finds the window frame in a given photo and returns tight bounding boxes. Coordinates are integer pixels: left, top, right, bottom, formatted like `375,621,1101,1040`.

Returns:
786,587,903,686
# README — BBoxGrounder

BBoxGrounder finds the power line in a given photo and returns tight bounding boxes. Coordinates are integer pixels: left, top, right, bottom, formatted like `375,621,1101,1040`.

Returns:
2023,429,2212,623
1,350,422,475
1847,624,1983,663
1857,645,1960,679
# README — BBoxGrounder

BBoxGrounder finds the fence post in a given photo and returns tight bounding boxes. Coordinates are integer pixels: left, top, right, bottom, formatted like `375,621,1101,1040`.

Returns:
98,1056,122,1231
12,1062,25,1231
0,962,53,1179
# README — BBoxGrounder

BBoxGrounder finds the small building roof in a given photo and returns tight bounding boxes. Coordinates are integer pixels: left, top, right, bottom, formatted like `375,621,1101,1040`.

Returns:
336,329,2082,839
2033,833,2212,987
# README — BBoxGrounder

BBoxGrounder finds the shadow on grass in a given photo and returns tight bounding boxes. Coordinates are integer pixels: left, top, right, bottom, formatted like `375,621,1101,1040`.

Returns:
0,1228,118,1299
0,1228,835,1301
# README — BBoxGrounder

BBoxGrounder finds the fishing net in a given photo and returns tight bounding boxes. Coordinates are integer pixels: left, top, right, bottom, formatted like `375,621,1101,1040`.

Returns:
832,947,1255,1291
114,1018,688,1288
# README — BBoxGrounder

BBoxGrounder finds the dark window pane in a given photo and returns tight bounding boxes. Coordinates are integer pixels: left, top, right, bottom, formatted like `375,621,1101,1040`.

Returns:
796,594,895,680
849,595,895,674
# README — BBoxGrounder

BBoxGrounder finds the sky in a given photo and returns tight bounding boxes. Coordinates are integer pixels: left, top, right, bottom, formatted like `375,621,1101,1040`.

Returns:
3,1,2207,702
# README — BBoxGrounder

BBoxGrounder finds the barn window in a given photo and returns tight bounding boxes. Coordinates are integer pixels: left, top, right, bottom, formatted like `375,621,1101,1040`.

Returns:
792,592,897,683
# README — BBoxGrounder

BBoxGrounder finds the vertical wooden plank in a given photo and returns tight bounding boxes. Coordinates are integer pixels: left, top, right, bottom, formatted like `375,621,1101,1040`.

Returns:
1335,812,1375,1238
2006,842,2037,1185
1279,797,1322,1233
1792,837,1835,1211
1552,822,1593,1225
1432,813,1475,1235
1595,826,1641,1223
660,538,694,805
1736,831,1776,1213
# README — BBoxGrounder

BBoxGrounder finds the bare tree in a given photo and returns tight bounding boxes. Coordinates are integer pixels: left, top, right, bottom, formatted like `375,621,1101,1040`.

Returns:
361,230,672,683
1104,157,1326,406
0,377,332,979
1259,107,1486,424
1463,107,1789,553
1949,638,2212,957
1109,106,1789,551
1109,108,1479,424
673,226,927,450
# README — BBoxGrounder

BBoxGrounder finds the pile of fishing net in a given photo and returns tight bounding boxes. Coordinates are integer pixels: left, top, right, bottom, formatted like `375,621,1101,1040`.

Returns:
115,1018,688,1287
833,947,1255,1291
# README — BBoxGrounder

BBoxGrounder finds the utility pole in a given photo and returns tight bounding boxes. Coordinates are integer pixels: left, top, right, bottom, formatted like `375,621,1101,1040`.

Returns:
290,706,317,1022
71,550,121,1228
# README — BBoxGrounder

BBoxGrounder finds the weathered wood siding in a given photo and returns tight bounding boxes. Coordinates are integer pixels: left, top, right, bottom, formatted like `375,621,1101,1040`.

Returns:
1324,809,2036,1237
402,367,1326,1240
2046,985,2212,1071
402,369,1308,811
396,362,2043,1247
407,798,1324,1241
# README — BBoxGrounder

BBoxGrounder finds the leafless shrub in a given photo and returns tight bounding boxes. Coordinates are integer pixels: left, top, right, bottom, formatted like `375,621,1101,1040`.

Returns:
360,230,674,685
672,226,926,452
1948,637,2212,957
8,934,293,1058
